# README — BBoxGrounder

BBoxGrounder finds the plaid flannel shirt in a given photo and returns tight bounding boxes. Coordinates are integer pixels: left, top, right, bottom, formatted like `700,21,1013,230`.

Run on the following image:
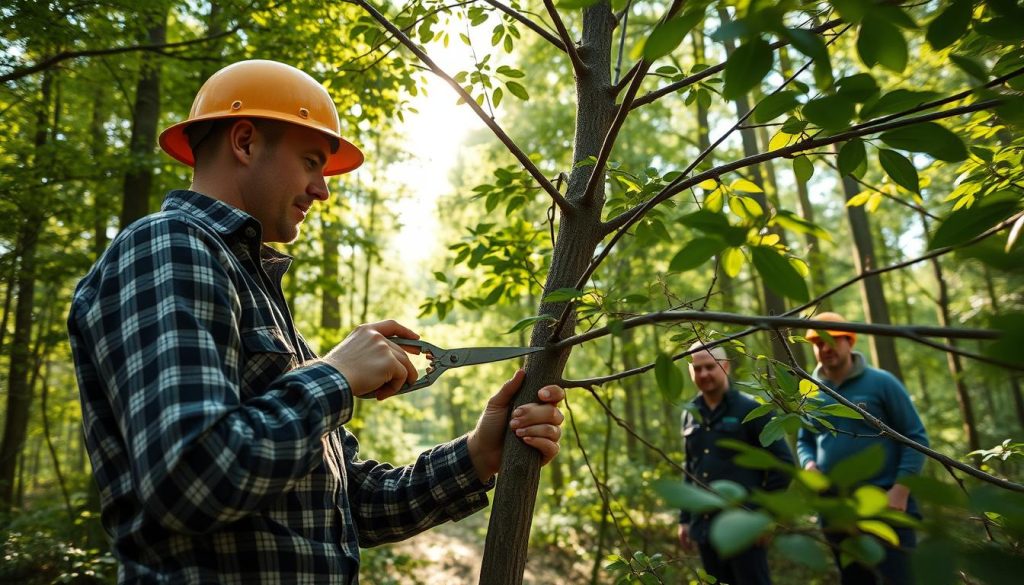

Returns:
68,190,491,584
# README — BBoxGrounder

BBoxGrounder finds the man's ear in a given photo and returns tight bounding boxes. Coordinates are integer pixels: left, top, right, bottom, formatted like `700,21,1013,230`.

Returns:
227,119,257,166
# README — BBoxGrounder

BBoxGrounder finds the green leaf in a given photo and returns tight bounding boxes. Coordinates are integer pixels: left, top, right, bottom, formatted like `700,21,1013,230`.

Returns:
840,535,886,567
878,149,919,193
557,0,601,8
803,95,856,131
542,288,586,303
926,0,973,50
793,155,814,183
655,352,685,403
854,486,890,517
742,403,775,424
828,443,885,490
750,247,809,302
838,139,867,177
879,122,968,162
832,0,868,23
974,16,1024,41
679,210,730,232
984,313,1024,368
643,10,704,61
709,480,748,504
858,16,908,73
949,54,989,82
836,73,879,103
758,417,788,447
505,81,529,100
710,510,773,558
929,193,1021,249
654,479,726,512
670,237,727,271
898,476,967,507
753,91,801,123
505,314,556,334
774,534,830,571
857,520,899,547
717,438,787,470
818,403,863,419
723,38,773,100
860,90,942,120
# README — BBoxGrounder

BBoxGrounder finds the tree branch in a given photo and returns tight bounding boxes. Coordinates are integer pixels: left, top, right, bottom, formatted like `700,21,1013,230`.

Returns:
551,310,999,353
543,0,584,74
0,27,243,84
605,99,1001,232
777,336,1024,494
352,0,569,211
562,211,1024,388
483,0,566,51
629,19,844,110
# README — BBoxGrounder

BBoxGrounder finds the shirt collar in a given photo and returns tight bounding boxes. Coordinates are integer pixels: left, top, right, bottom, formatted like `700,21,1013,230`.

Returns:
162,189,261,242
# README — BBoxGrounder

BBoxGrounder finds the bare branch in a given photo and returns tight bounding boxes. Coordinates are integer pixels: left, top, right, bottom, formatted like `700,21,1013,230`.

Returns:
777,336,1024,494
1,27,243,84
483,0,566,51
352,0,570,211
543,0,585,74
551,310,1000,352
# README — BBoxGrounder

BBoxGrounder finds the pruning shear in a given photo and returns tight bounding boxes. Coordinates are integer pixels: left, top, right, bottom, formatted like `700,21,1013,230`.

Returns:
363,338,544,398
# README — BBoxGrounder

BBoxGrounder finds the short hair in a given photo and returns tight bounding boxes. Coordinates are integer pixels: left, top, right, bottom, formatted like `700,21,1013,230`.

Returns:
688,341,727,361
187,118,290,164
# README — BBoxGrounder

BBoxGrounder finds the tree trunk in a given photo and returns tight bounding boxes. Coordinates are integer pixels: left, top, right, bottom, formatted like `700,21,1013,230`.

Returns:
321,218,342,336
982,267,1024,430
718,8,805,368
0,71,52,513
839,171,904,381
120,7,168,228
479,5,616,582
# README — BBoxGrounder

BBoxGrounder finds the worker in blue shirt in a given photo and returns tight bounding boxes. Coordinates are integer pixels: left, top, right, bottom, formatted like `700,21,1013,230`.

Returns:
797,312,929,585
679,342,793,585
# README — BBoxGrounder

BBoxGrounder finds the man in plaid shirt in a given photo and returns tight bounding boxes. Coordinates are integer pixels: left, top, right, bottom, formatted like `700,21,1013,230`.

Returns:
68,60,565,584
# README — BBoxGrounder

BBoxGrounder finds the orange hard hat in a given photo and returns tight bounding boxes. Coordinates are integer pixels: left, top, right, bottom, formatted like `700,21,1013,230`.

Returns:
158,60,363,176
805,312,857,344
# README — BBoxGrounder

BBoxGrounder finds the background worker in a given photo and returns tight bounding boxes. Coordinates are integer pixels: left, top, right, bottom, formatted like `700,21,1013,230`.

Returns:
797,312,929,585
679,341,793,585
68,59,565,584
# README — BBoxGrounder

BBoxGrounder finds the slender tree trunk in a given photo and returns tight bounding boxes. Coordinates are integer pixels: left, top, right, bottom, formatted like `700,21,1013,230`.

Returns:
90,91,110,258
120,6,168,228
982,267,1024,430
916,213,979,453
480,5,616,582
0,71,52,513
718,8,804,368
321,219,342,335
838,172,904,381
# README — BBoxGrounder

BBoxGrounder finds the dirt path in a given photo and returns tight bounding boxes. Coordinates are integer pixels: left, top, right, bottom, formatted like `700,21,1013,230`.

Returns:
374,513,589,584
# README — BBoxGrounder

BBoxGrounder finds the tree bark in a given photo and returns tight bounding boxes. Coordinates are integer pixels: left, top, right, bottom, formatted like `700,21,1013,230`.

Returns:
119,6,168,228
0,71,52,513
479,4,616,583
839,171,904,381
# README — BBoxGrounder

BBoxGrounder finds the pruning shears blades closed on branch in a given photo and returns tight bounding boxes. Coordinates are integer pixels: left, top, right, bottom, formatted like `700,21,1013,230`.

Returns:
362,338,544,399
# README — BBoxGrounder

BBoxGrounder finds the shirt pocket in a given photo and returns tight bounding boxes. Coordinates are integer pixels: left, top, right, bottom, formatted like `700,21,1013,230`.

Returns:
239,326,299,397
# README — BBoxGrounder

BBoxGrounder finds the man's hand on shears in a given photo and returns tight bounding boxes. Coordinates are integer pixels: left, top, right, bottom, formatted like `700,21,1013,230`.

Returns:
468,369,565,483
321,321,421,398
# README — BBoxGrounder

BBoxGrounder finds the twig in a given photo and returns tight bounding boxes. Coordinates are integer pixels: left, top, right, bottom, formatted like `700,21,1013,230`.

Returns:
482,0,565,51
543,0,585,74
352,0,570,211
777,336,1024,494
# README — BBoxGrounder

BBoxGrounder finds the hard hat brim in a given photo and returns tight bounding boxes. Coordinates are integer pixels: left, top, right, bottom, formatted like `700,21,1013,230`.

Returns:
158,113,364,176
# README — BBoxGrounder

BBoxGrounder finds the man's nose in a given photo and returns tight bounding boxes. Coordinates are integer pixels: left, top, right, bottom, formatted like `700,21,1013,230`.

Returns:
308,175,330,202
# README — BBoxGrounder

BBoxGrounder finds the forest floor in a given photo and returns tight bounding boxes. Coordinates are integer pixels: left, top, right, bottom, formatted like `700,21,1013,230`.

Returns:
375,511,592,584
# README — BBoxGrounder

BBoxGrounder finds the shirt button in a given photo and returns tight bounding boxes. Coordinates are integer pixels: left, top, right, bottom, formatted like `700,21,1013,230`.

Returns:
245,226,257,239
702,472,708,477
704,426,709,431
703,448,710,454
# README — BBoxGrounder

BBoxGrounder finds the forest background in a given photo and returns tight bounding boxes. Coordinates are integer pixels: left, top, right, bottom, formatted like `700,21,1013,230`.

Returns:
1,1,1023,584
